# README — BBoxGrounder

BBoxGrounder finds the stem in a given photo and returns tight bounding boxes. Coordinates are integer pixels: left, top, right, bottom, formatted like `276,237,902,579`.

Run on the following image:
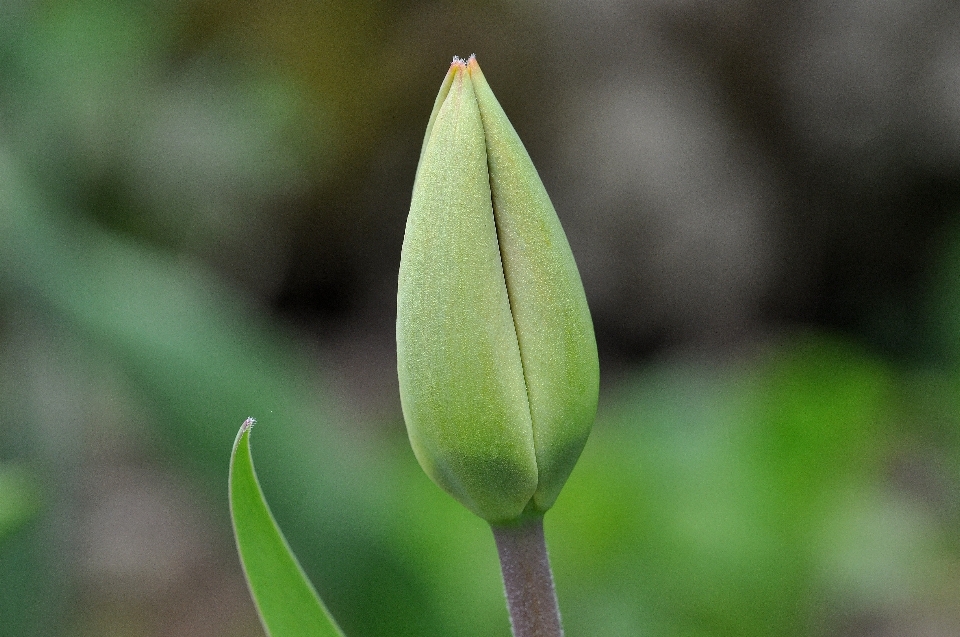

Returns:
491,517,564,637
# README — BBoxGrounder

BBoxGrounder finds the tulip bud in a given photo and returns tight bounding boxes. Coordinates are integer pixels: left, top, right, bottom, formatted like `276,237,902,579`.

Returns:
397,56,599,524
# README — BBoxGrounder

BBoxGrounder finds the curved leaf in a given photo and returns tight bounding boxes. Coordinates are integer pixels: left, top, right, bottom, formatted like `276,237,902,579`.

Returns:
230,418,345,637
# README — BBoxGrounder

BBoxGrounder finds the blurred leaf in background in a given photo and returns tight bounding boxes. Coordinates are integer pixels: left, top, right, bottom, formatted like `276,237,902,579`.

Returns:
0,463,39,541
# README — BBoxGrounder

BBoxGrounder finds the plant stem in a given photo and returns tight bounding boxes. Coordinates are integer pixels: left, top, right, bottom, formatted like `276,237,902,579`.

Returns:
491,517,564,637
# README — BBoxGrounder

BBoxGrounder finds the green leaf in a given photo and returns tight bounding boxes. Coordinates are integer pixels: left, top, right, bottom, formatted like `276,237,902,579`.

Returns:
229,418,345,637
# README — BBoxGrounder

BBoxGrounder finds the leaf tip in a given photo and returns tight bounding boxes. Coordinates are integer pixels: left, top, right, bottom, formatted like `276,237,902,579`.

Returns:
241,417,256,433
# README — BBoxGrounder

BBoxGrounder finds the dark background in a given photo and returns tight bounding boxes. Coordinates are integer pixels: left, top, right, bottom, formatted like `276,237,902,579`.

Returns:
2,0,960,635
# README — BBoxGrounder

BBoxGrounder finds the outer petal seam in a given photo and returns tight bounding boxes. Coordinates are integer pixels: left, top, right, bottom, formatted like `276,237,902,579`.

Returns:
468,57,541,503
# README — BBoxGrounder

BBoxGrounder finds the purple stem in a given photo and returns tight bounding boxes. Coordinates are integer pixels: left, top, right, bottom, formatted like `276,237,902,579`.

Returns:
491,517,564,637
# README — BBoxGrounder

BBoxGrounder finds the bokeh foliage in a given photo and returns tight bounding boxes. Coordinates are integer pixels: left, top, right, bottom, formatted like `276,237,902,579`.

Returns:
2,1,960,636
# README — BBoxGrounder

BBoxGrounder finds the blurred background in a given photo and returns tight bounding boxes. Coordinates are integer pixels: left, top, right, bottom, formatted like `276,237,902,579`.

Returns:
2,0,960,635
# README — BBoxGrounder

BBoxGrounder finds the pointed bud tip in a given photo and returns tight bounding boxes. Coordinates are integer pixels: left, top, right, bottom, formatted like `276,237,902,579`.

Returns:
466,55,485,81
451,54,478,70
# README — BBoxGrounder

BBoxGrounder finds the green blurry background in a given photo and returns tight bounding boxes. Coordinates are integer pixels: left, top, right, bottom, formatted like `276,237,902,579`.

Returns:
2,0,960,635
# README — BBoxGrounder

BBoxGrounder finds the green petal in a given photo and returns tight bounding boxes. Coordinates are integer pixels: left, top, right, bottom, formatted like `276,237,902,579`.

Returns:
397,60,538,524
414,59,458,180
470,58,599,512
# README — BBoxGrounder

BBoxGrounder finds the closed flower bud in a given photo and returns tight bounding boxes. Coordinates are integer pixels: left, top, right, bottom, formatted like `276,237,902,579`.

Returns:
397,56,599,524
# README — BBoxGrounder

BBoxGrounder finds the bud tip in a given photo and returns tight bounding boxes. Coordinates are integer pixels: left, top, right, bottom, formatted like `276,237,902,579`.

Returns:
451,54,478,70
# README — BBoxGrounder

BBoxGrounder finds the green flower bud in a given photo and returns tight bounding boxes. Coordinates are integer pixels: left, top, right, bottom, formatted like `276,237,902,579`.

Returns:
397,56,599,524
